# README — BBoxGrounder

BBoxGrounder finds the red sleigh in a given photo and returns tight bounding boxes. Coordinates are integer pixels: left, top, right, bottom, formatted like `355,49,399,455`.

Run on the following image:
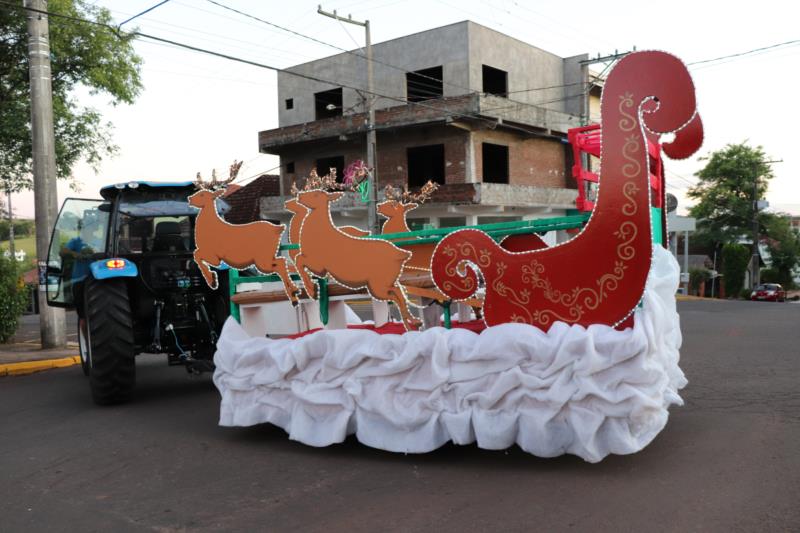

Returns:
431,51,704,331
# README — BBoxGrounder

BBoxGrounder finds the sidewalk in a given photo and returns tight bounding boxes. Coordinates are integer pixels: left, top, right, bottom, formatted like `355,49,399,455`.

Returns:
0,341,80,376
0,341,79,365
1,312,80,375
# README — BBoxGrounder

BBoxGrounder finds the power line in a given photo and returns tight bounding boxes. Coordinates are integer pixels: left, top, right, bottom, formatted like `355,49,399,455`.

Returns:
118,0,171,29
2,2,478,123
666,169,698,188
688,38,800,66
2,0,598,153
203,0,587,116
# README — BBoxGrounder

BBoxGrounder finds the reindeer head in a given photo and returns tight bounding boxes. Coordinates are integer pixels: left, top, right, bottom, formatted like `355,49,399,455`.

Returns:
379,181,438,219
296,189,344,211
284,198,308,215
377,200,418,219
191,160,243,209
188,189,225,209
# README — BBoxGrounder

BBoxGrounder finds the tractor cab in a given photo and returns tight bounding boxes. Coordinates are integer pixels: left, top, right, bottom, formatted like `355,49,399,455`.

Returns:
46,181,230,404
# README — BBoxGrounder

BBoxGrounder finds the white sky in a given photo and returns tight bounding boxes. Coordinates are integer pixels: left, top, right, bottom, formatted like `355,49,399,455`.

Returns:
12,0,800,218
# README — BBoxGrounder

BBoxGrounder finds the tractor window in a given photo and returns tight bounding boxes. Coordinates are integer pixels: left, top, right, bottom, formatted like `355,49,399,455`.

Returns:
118,190,197,217
116,188,196,255
117,214,193,254
46,198,110,307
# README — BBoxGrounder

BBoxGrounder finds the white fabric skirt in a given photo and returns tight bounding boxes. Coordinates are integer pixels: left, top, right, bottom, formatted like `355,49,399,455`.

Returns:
213,246,686,463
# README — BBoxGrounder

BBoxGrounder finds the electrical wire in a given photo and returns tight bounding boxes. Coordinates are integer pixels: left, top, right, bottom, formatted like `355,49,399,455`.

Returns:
203,0,591,115
687,38,800,66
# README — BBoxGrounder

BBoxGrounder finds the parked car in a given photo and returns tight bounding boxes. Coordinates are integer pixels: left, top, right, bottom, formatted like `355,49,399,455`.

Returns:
750,283,786,302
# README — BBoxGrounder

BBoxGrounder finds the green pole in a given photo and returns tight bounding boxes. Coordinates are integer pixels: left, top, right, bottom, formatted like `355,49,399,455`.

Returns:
318,278,329,326
228,268,240,323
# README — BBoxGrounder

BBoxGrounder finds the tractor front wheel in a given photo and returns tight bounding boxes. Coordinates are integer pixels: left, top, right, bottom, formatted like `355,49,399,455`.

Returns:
83,277,136,405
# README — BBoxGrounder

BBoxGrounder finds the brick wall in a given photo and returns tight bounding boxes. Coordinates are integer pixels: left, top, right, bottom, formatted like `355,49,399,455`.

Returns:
472,130,570,188
376,125,468,186
276,124,470,193
274,123,574,193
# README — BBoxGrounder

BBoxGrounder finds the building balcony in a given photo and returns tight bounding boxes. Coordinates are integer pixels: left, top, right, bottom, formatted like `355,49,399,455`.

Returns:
258,94,580,153
260,182,577,220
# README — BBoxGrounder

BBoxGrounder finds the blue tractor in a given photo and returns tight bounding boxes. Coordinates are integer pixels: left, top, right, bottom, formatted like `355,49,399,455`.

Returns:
45,181,229,404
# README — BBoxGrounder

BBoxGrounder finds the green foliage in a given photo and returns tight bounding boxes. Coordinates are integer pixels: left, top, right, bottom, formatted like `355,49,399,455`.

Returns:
689,267,711,293
0,255,29,343
0,1,142,191
688,143,775,249
739,288,753,300
762,214,800,289
0,219,34,240
721,243,750,298
759,268,779,284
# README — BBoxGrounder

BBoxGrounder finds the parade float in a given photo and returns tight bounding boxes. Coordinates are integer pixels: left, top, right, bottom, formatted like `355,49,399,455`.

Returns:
200,50,703,462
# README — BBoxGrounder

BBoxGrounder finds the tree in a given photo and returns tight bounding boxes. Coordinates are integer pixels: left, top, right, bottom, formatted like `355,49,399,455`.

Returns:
687,143,775,249
721,243,750,298
762,213,800,288
0,1,142,192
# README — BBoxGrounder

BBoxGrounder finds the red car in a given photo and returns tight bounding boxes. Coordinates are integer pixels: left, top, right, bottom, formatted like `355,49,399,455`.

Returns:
750,283,787,302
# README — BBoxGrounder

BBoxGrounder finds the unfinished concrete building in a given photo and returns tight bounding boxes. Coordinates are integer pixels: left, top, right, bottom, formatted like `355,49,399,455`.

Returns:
258,20,600,241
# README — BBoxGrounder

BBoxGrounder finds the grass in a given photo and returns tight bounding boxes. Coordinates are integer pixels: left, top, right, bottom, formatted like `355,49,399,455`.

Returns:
0,235,37,263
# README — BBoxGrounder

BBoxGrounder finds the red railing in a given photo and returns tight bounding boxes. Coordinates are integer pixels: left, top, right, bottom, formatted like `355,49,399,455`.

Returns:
568,124,664,212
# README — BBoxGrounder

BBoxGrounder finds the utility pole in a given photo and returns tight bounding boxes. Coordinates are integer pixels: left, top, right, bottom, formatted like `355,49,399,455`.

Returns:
579,49,633,125
6,186,14,260
317,5,379,234
26,0,66,348
751,159,782,290
751,175,760,290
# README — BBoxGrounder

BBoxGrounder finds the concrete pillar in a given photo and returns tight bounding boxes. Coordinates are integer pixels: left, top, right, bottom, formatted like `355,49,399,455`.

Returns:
465,132,476,183
26,0,66,348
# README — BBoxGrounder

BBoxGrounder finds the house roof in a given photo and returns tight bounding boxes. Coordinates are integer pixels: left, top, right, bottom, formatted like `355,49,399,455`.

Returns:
223,175,280,224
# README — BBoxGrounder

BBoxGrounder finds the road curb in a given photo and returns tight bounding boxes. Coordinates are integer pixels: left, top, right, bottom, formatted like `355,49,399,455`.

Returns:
0,356,80,377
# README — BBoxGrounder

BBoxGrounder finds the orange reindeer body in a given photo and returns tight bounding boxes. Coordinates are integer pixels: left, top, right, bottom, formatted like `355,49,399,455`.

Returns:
377,200,435,271
286,198,368,263
294,190,420,330
190,189,300,302
378,200,550,270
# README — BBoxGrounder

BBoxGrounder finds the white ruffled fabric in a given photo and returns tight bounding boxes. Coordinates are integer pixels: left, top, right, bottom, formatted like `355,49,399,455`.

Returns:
213,246,686,462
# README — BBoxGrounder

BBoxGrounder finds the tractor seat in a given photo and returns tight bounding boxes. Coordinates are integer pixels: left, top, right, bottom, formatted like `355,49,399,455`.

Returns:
152,221,188,252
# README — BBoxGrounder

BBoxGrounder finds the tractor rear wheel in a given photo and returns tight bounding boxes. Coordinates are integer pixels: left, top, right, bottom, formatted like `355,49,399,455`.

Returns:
84,277,136,405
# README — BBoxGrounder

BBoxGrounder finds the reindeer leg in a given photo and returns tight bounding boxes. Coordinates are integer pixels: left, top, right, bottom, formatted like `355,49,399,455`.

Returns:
194,250,219,289
266,256,300,306
374,284,421,331
293,253,317,300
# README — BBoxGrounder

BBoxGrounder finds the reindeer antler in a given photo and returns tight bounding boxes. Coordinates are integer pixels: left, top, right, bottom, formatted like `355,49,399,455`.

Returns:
407,180,439,204
299,168,359,193
383,180,439,204
195,160,243,190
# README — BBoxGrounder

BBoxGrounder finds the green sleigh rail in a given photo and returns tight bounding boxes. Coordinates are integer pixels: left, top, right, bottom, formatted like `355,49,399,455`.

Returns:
227,208,664,329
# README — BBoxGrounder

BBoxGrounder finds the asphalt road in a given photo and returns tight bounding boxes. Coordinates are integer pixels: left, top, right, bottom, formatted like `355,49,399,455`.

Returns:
1,300,798,532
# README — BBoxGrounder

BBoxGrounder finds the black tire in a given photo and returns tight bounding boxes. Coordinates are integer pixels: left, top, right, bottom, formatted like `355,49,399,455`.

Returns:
84,277,136,405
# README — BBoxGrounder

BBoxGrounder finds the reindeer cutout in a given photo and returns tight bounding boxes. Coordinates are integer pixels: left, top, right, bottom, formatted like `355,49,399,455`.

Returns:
286,168,369,263
293,186,420,330
378,181,547,268
190,161,301,303
378,181,438,271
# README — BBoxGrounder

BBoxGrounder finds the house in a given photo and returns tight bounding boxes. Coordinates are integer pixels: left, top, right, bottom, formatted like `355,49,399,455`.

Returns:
222,174,280,224
256,21,601,243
